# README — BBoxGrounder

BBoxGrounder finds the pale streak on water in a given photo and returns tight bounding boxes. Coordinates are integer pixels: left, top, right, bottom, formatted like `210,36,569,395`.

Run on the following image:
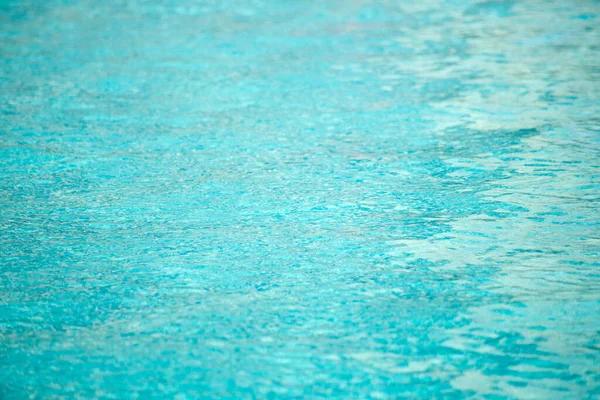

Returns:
1,0,599,398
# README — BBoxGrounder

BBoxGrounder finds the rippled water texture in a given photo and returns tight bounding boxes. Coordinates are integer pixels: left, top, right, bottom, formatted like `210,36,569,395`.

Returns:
1,0,600,398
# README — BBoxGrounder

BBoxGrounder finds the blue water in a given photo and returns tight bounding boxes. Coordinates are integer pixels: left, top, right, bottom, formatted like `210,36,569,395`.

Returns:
1,0,599,398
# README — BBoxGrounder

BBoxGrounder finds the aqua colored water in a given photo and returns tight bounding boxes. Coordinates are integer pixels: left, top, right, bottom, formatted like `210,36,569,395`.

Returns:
1,0,599,398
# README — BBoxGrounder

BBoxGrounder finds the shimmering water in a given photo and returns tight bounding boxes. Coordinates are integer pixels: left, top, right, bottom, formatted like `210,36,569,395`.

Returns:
1,0,599,398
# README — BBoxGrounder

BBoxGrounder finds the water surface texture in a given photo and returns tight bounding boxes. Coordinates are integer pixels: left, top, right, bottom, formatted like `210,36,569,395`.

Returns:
1,0,600,398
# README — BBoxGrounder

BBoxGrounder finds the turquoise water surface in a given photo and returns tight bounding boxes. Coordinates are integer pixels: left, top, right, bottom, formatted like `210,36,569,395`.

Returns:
1,0,600,398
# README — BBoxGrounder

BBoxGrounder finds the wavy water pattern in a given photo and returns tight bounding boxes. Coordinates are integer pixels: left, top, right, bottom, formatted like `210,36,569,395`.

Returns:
1,0,599,398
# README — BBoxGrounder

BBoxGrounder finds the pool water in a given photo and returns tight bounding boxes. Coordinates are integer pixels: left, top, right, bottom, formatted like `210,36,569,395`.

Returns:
1,0,599,398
